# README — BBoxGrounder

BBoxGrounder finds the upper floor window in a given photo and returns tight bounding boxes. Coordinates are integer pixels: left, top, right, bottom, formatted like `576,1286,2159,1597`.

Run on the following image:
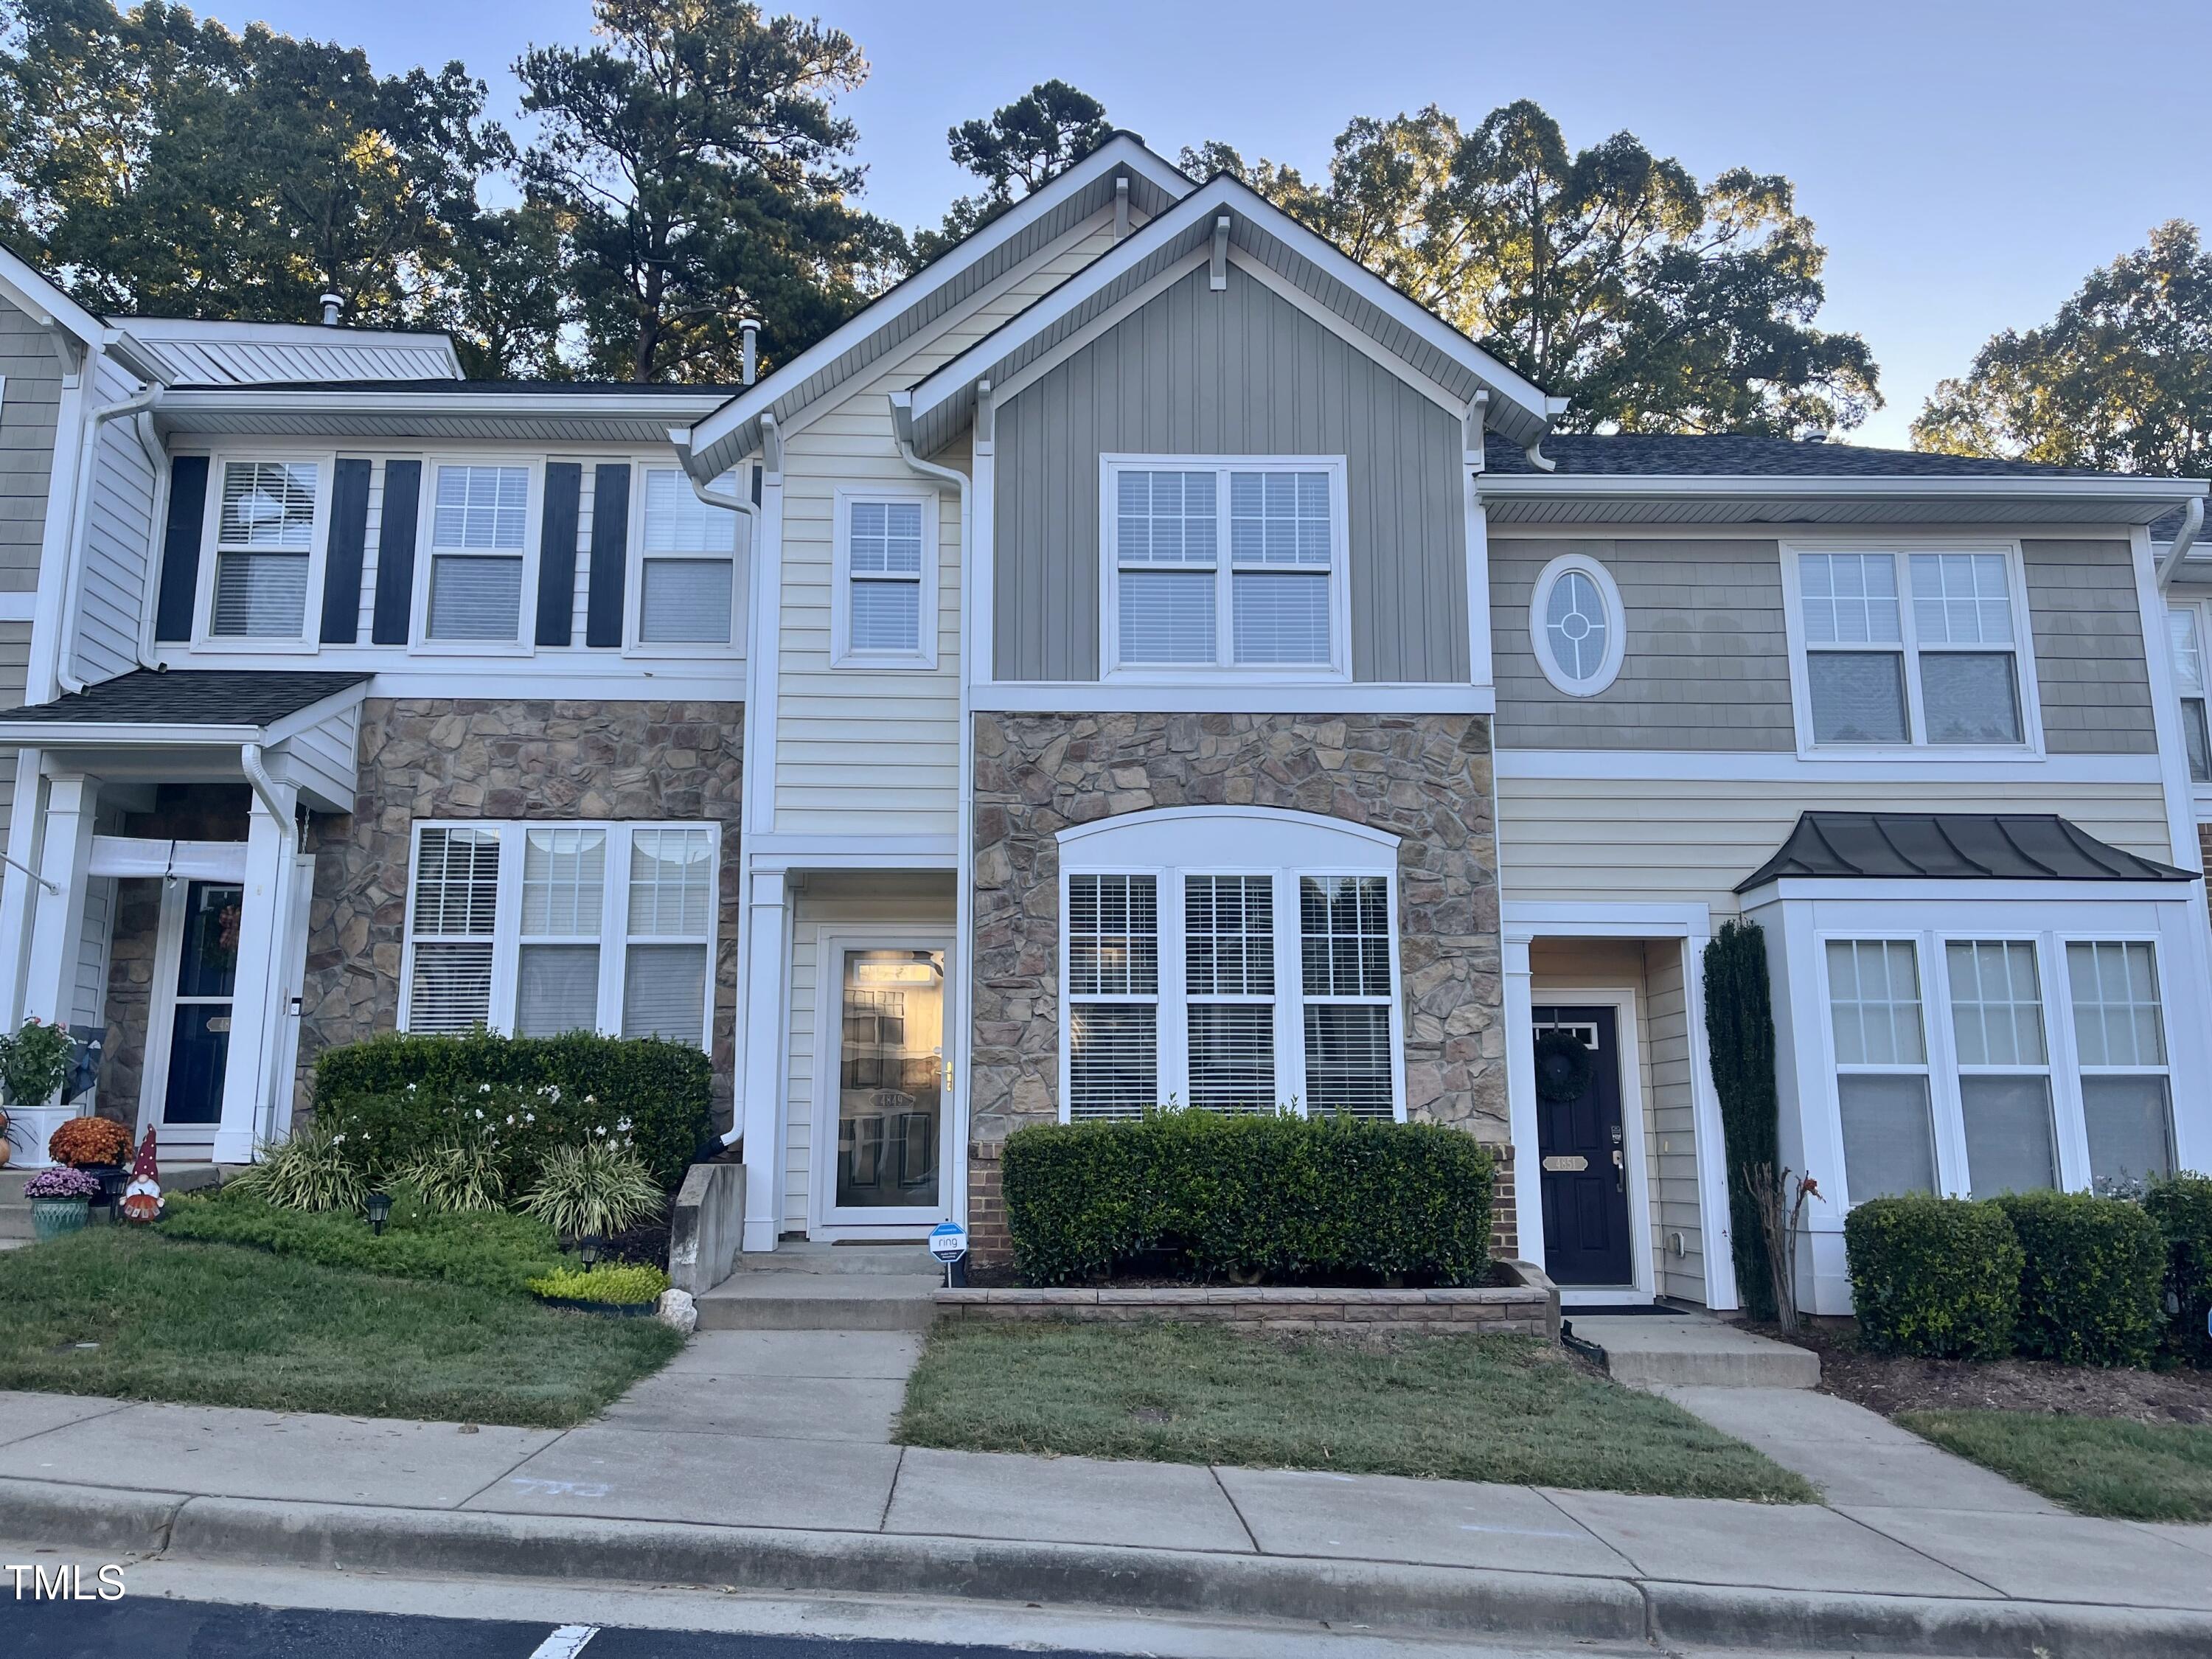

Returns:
635,467,741,649
204,459,321,641
832,490,937,668
2168,604,2211,783
1788,546,2037,751
1529,552,1626,696
423,463,532,643
1102,457,1348,679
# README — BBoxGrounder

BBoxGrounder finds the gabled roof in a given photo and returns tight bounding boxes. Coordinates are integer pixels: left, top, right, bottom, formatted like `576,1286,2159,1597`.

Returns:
115,317,462,385
681,133,1194,478
0,243,107,349
905,173,1561,455
1737,812,2197,892
0,669,370,731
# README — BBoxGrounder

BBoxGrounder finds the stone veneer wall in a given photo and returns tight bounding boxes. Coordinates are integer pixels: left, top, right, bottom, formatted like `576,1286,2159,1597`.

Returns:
967,711,1509,1261
296,698,742,1127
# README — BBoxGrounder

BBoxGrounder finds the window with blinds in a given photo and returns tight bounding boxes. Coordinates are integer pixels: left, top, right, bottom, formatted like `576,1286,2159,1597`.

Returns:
402,821,717,1047
209,460,318,639
1185,875,1274,1110
638,467,737,645
1299,875,1394,1118
1066,874,1158,1119
835,495,931,664
1106,460,1343,676
426,464,529,641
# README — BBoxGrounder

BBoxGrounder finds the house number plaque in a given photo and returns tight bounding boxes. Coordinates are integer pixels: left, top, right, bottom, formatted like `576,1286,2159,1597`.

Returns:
1541,1154,1589,1173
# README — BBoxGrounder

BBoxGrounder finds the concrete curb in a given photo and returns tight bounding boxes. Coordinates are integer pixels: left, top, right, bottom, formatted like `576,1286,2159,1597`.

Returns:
11,1475,2212,1657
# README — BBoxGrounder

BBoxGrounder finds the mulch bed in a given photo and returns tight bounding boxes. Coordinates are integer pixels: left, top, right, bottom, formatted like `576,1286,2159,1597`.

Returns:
1749,1318,2212,1427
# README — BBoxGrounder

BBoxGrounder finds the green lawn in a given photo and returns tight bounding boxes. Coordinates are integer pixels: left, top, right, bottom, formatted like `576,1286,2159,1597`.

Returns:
1901,1408,2212,1522
0,1228,680,1428
899,1320,1816,1501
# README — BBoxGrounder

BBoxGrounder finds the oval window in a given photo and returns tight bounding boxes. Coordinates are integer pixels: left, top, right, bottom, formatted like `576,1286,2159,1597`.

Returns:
1531,554,1625,695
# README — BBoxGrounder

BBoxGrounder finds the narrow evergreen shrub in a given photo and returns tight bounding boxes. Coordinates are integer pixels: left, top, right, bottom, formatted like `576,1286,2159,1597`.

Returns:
1001,1111,1495,1287
1703,920,1779,1321
1995,1190,2166,1366
1844,1195,2022,1360
2146,1173,2212,1367
313,1029,712,1189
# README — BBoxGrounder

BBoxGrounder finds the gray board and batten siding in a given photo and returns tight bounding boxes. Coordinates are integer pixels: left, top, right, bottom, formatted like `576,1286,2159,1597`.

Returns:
1489,535,2157,756
991,262,1470,684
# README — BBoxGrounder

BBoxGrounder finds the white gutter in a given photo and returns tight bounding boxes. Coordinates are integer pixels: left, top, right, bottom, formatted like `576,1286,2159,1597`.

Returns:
55,384,162,694
2156,496,2205,588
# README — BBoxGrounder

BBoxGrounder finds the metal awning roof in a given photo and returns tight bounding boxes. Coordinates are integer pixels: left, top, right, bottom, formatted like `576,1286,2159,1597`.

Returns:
1738,812,2198,892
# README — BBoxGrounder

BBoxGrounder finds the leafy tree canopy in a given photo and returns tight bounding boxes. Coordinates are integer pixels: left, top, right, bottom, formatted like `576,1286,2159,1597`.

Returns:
1913,220,2212,476
914,77,1108,265
518,0,902,383
1183,100,1879,437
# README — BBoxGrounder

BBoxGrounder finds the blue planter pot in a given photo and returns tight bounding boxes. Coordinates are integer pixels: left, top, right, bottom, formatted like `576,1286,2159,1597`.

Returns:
30,1197,89,1241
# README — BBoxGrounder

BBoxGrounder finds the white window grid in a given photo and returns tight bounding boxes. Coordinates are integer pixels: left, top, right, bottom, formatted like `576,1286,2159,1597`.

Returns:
400,820,718,1048
1185,874,1276,1112
516,827,608,1038
411,458,544,653
1100,455,1351,683
1060,863,1401,1122
1781,540,2044,756
629,465,743,655
2168,601,2212,786
1066,873,1161,1120
189,450,333,653
832,488,939,669
1943,937,2059,1199
1528,552,1627,697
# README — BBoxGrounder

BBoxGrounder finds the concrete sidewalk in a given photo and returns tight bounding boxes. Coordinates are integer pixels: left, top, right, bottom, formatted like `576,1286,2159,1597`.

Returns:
4,1338,2212,1657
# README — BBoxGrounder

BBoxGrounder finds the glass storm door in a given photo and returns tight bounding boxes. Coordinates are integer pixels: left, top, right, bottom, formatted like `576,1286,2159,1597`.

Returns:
163,882,242,1126
825,945,948,1226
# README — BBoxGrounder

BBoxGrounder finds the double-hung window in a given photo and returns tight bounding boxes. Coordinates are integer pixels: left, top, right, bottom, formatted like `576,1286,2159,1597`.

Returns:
1183,875,1276,1110
1105,458,1346,677
2169,605,2211,783
1299,876,1395,1117
206,459,320,641
1065,874,1160,1119
636,467,741,648
832,492,935,667
1826,939,1939,1200
2066,941,2175,1186
1945,941,2057,1197
402,821,717,1047
424,463,532,643
1792,546,2032,748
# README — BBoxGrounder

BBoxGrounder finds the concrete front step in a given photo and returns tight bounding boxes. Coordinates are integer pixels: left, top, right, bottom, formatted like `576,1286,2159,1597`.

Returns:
733,1240,943,1277
1569,1311,1822,1389
698,1271,943,1332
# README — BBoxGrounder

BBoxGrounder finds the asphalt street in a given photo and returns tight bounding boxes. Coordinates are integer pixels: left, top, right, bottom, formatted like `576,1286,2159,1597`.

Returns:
7,1599,1127,1659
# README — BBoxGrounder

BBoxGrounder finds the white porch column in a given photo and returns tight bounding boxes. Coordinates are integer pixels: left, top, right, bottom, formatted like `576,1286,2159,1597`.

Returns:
1502,932,1543,1272
739,864,792,1252
21,771,100,1027
0,748,48,1026
212,780,297,1164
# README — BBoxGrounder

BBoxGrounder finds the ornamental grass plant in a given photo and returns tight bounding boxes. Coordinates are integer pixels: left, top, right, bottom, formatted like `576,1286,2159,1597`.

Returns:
519,1141,665,1240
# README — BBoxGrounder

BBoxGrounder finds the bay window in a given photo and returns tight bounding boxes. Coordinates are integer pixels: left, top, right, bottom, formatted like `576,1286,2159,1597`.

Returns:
1945,940,2057,1198
2067,940,2175,1186
403,820,717,1046
1104,457,1348,678
1826,939,1938,1200
205,459,320,641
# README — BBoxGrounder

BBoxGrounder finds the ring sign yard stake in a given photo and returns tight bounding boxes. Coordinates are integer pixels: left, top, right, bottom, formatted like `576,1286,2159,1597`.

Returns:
930,1220,968,1288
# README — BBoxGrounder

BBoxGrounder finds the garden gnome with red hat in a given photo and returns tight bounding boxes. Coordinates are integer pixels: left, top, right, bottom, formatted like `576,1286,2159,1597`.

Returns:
122,1127,162,1222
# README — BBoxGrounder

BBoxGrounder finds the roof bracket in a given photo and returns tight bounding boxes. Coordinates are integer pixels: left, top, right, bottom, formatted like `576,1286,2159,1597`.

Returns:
1210,215,1231,291
1113,178,1130,242
759,410,782,481
1464,391,1489,472
974,379,995,454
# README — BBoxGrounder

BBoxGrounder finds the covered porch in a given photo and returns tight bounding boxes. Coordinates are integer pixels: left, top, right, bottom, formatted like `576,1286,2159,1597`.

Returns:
0,669,368,1166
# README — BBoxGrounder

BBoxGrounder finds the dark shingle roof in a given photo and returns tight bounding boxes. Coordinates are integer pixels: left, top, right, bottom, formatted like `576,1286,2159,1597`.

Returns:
1738,813,2197,891
4,669,370,728
1486,434,2118,479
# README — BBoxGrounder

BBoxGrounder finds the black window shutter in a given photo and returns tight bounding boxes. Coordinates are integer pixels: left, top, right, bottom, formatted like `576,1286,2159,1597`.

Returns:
585,462,631,647
153,456,209,643
535,462,583,646
370,459,422,645
319,458,372,644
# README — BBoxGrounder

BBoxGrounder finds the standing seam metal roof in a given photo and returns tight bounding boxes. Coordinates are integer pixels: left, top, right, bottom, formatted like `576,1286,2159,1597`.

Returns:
1736,813,2197,891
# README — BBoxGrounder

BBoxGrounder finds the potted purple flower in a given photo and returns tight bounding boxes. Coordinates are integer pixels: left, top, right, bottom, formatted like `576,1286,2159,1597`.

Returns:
25,1164,101,1240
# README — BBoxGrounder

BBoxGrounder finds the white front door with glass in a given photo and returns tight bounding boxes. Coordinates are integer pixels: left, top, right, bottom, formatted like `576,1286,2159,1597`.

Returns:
814,936,953,1232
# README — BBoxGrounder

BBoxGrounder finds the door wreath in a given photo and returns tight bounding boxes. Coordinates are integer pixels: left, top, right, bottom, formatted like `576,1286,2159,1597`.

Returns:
1533,1029,1596,1102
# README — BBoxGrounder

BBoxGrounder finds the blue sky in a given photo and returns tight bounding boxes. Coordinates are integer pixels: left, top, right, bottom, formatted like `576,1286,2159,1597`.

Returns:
232,0,2212,447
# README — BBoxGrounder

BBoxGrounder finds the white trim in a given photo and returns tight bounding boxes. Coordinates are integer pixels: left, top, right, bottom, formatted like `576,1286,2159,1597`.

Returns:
807,924,958,1239
136,875,233,1147
743,474,785,840
88,836,247,882
975,681,1495,714
0,592,32,623
830,486,940,670
1740,876,2201,908
2135,529,2209,874
1495,748,2161,785
1464,486,1493,689
1778,538,2047,759
408,456,547,655
1099,454,1352,684
1060,804,1401,852
1528,552,1626,697
1529,987,1655,1300
743,833,959,863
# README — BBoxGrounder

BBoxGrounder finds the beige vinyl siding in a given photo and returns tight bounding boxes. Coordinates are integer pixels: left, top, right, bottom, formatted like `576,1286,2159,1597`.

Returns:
991,261,1470,684
1500,776,2175,916
0,304,63,594
2022,539,2157,754
1492,538,1795,751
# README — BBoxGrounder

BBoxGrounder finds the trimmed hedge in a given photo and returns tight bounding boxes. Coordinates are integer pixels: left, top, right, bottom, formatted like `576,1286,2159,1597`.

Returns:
313,1030,712,1189
1844,1195,2022,1360
1001,1111,1495,1287
161,1188,565,1297
1997,1190,2166,1367
2147,1173,2212,1367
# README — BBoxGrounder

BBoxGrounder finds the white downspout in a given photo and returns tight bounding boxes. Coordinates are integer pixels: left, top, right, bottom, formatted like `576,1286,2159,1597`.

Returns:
2156,495,2204,589
55,384,161,694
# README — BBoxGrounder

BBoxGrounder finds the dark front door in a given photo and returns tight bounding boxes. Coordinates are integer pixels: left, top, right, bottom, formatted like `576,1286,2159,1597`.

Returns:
1533,1005,1632,1287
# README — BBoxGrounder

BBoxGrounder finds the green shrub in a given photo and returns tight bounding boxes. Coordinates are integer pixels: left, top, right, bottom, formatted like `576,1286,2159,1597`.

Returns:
226,1123,369,1214
161,1187,564,1296
527,1262,669,1306
519,1141,665,1240
313,1029,712,1189
1996,1190,2166,1367
2146,1173,2212,1367
1001,1110,1495,1287
1844,1195,2022,1360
